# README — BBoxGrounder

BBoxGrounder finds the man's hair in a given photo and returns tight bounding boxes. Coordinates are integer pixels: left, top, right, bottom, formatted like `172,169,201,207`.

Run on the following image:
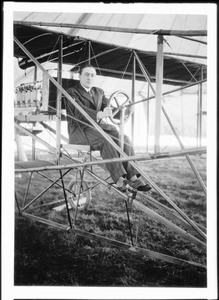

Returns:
79,64,96,74
70,64,96,75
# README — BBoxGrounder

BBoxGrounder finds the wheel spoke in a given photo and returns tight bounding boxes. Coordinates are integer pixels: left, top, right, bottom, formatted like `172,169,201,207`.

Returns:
109,91,132,125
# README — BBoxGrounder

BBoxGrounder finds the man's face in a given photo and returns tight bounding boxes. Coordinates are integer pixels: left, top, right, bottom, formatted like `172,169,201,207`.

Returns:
79,67,96,89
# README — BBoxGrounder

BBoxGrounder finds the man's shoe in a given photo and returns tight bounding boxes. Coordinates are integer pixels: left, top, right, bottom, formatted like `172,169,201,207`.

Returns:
129,178,152,192
115,179,129,193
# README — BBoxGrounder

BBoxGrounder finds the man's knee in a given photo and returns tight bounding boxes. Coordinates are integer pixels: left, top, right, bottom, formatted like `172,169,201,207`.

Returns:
124,134,132,145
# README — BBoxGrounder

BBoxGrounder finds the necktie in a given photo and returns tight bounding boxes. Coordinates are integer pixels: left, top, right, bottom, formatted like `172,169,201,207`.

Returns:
88,90,95,105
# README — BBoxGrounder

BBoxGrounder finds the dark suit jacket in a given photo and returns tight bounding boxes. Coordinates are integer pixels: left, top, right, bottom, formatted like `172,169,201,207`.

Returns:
65,83,110,143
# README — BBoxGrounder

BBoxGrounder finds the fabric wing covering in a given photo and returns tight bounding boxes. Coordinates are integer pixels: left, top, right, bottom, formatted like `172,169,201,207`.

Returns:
14,24,207,86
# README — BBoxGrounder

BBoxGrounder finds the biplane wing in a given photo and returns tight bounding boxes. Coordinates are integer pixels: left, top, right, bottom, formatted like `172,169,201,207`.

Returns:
14,23,206,85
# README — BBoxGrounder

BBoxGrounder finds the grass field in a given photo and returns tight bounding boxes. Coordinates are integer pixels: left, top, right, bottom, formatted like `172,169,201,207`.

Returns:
14,153,207,287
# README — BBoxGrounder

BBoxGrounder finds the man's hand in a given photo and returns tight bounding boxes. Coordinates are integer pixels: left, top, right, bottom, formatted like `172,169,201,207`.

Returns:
97,107,112,122
103,107,112,118
128,104,134,114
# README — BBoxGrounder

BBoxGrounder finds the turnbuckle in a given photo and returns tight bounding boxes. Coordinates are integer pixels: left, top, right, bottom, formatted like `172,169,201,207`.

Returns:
125,186,137,210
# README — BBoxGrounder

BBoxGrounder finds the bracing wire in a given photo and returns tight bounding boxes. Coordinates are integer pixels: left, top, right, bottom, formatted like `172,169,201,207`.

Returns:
78,40,89,66
89,42,102,76
19,141,57,158
121,52,133,80
73,46,121,71
163,37,202,84
88,41,135,82
14,32,53,52
46,35,61,64
42,124,58,143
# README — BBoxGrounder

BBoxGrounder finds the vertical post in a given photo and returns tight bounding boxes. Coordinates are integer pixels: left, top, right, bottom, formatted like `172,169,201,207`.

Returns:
119,108,125,151
32,66,37,160
88,41,91,64
32,138,36,160
56,35,63,164
131,54,136,145
33,66,37,84
146,83,150,152
199,67,203,147
154,35,164,153
141,84,150,152
196,88,200,147
15,132,28,161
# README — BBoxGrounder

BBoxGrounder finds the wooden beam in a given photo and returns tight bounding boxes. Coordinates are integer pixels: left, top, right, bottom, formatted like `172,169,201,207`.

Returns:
197,66,204,147
56,35,63,164
178,35,207,45
21,212,205,268
14,114,56,123
146,84,150,152
15,133,28,161
22,212,71,231
73,228,206,268
140,192,206,236
88,41,91,64
154,35,164,153
127,78,207,108
14,21,207,36
131,54,136,144
133,200,205,248
15,146,207,173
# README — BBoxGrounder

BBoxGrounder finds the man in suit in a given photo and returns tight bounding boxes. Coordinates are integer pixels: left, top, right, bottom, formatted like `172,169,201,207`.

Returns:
65,64,151,192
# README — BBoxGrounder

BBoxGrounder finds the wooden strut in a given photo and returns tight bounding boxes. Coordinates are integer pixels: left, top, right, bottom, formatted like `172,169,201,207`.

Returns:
14,127,206,171
21,212,206,269
56,35,63,164
125,200,135,247
127,78,207,108
73,167,86,225
59,169,72,228
14,21,207,37
14,36,206,241
154,35,164,153
22,172,33,207
131,55,136,145
141,192,206,235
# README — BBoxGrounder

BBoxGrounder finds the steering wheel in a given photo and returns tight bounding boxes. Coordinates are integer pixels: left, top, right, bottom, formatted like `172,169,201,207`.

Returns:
108,91,133,126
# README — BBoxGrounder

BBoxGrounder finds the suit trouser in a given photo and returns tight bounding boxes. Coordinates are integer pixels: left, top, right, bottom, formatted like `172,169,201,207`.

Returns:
69,125,139,182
